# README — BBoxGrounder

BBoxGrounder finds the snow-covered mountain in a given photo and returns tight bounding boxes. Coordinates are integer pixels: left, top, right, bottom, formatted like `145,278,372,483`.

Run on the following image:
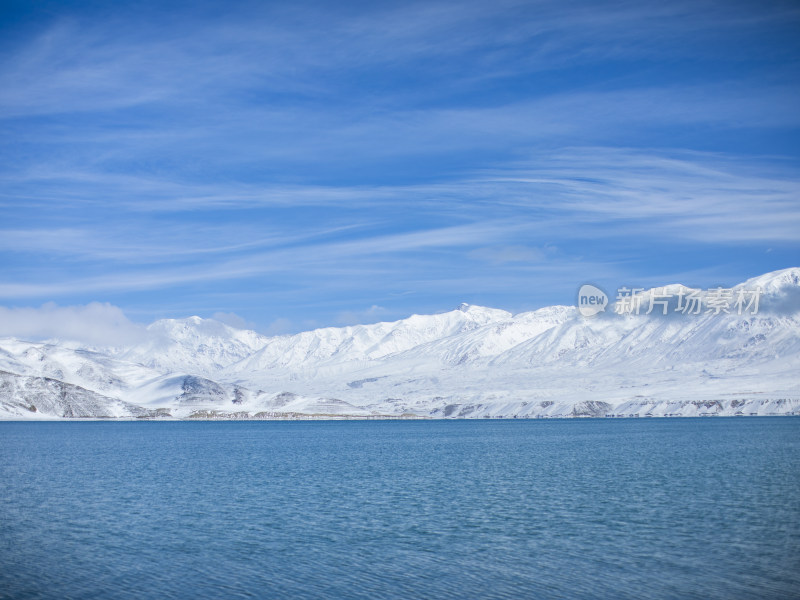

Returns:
2,268,799,420
117,316,271,375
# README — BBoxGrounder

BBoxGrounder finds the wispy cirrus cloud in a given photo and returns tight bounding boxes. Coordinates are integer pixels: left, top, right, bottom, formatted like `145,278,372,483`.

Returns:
1,0,798,329
1,149,798,310
2,0,797,117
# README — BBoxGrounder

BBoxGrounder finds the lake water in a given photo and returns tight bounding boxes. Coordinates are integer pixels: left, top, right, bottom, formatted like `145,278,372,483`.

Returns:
1,418,799,599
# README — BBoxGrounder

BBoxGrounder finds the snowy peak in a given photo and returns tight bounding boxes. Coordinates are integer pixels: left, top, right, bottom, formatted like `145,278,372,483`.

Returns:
121,316,270,375
147,316,260,343
740,267,800,295
453,303,512,321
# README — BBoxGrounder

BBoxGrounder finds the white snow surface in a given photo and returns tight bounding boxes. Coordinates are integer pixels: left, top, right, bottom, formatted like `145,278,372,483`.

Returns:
1,268,799,419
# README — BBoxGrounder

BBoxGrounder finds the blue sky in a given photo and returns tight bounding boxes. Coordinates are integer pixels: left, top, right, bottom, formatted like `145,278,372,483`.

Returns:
1,0,799,335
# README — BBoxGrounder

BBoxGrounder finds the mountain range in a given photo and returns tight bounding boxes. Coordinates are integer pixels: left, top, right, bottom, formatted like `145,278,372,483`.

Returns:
2,268,799,420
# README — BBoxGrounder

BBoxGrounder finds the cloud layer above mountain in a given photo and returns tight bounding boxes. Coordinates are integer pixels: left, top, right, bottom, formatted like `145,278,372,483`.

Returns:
0,302,146,346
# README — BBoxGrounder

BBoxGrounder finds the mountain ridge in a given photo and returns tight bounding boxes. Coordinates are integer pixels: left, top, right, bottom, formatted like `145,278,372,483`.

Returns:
1,268,799,419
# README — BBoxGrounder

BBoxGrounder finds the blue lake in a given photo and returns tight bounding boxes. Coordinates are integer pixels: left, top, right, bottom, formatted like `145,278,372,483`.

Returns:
1,418,799,599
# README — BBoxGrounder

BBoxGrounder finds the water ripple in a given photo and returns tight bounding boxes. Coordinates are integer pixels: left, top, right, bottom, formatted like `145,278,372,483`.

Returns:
1,419,799,599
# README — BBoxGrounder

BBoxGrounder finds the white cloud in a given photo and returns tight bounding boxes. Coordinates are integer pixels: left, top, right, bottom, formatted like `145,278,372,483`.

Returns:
0,302,145,346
